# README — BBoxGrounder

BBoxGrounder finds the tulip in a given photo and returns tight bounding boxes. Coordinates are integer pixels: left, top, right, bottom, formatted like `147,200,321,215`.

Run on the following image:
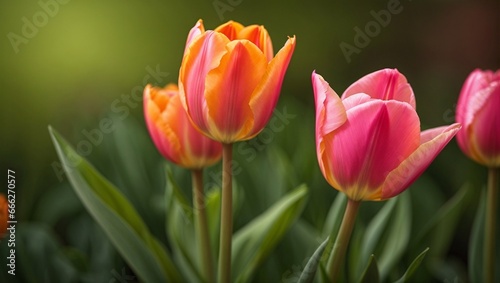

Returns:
455,69,500,168
144,83,221,282
178,19,295,283
455,69,500,283
312,69,460,281
313,69,461,201
143,83,222,169
0,194,7,238
178,19,296,143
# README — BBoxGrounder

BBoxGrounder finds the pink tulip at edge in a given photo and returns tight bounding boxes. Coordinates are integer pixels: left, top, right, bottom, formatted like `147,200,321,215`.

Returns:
178,20,296,144
313,69,461,201
144,83,222,169
456,69,500,168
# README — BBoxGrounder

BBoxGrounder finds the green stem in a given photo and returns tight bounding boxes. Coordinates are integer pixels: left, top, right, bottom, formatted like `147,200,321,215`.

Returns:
192,169,214,283
218,143,233,283
485,167,499,283
327,198,361,282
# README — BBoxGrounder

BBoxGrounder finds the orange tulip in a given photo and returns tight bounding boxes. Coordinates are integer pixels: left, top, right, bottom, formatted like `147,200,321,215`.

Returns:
144,84,222,169
179,20,296,143
456,69,500,167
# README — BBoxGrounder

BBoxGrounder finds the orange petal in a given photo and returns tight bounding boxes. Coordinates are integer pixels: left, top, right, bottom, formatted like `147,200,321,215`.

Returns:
239,25,274,61
204,40,268,142
215,20,244,40
247,36,296,139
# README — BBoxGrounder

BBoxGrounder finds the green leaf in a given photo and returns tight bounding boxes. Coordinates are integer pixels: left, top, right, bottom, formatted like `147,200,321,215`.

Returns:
358,255,379,283
412,183,472,257
164,166,203,283
378,193,411,280
394,247,429,283
469,191,485,283
356,197,397,276
298,237,330,283
321,192,347,266
49,126,181,283
232,184,308,283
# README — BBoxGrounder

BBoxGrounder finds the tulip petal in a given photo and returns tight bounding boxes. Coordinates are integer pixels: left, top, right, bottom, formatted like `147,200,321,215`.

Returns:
471,82,500,165
312,72,346,137
312,72,347,190
245,36,296,139
204,40,268,142
321,100,420,200
144,85,181,164
381,123,461,199
342,68,416,109
183,19,205,55
215,20,244,40
238,25,274,61
179,31,230,135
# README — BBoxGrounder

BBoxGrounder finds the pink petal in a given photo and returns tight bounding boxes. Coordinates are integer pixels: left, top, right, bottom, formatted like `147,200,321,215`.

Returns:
341,93,373,111
471,82,500,166
322,100,420,200
183,20,205,55
179,31,230,135
312,72,347,190
312,72,346,137
342,68,416,109
381,123,461,199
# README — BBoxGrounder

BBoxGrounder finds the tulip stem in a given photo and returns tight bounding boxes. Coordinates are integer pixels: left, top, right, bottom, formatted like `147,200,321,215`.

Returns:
485,167,499,283
218,143,233,283
327,198,361,282
192,169,215,283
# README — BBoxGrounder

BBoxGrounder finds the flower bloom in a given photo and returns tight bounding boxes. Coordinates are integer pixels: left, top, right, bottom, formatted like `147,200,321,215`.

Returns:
0,194,7,238
179,20,296,143
455,69,500,167
144,84,222,169
313,69,461,201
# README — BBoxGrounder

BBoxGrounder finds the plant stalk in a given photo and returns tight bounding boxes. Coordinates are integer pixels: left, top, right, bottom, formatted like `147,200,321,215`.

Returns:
218,143,233,283
192,169,215,283
327,198,361,282
485,167,499,283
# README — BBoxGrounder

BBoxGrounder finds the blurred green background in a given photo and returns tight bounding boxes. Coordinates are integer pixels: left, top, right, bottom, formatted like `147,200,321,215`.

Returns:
0,0,499,282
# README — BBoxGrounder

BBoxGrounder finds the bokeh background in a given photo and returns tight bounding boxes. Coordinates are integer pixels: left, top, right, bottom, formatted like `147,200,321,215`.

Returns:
0,0,499,282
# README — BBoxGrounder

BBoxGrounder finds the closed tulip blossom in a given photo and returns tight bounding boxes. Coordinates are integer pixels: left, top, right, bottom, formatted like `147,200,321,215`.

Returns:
178,20,296,143
455,69,500,283
313,69,461,201
178,19,296,283
456,69,500,168
312,69,460,281
144,84,222,169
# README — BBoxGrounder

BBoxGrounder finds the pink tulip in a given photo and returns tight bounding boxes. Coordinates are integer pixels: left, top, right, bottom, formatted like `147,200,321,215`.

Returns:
144,84,222,169
456,69,500,167
178,20,296,143
313,69,461,201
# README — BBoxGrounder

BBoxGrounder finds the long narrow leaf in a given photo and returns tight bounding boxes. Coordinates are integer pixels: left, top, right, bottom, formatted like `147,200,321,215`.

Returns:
394,248,429,283
232,185,308,283
298,237,330,283
49,126,181,283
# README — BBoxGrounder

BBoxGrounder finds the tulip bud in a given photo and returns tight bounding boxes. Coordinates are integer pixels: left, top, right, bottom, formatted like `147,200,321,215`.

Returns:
455,69,500,167
179,20,296,143
144,84,222,169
